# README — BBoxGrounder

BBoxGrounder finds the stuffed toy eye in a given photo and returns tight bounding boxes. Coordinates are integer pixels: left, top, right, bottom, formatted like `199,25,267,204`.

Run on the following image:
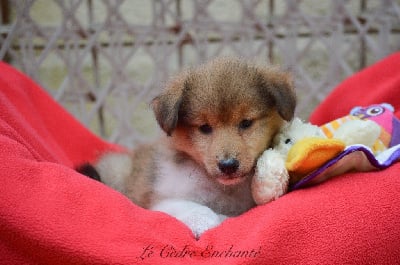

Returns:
285,138,292,144
366,106,384,116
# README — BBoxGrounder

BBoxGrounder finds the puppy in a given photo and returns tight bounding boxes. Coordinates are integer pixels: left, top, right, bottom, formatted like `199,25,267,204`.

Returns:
91,57,296,237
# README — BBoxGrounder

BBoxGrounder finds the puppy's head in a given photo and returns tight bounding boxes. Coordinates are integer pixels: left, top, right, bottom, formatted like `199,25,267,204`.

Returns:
152,57,296,186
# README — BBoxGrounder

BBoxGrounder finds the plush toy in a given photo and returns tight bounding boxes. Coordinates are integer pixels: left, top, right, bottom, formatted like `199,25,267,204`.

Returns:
252,103,400,205
251,118,346,205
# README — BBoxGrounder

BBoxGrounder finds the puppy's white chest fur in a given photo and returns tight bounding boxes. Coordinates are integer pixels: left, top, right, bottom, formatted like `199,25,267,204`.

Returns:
149,152,254,237
153,152,255,217
154,156,219,206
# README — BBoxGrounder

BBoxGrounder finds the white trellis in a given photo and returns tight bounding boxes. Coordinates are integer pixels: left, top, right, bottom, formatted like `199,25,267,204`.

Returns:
1,0,399,147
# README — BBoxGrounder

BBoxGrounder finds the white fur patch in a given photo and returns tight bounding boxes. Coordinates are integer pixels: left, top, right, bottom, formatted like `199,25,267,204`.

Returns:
151,199,224,238
154,157,221,206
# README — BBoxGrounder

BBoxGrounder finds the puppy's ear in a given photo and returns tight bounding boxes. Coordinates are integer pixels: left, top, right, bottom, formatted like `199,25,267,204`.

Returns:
257,70,296,121
151,76,186,136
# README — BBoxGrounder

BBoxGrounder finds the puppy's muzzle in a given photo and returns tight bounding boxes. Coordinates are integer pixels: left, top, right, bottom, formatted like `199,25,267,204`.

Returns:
218,158,239,175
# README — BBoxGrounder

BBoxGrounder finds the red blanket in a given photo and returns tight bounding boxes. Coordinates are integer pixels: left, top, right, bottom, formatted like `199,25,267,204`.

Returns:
1,54,400,264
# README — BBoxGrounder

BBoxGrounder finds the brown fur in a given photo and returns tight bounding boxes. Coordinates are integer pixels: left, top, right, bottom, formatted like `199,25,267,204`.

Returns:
152,58,295,186
96,57,296,219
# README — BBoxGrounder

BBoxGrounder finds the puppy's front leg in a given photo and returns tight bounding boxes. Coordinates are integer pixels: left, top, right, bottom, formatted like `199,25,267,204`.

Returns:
151,199,226,238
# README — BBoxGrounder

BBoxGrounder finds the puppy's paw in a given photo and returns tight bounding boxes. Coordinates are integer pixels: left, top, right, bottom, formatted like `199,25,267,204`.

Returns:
151,199,223,239
179,206,223,239
252,150,289,205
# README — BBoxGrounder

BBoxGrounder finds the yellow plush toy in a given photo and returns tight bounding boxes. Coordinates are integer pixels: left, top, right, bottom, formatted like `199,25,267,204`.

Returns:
252,116,381,205
286,137,345,179
252,118,332,205
287,115,384,184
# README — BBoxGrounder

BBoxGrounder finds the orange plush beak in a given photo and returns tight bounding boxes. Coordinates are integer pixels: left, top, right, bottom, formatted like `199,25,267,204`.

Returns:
286,137,345,182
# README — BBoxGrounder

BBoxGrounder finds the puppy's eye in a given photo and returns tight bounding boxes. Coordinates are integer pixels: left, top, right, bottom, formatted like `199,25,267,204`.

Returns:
239,119,253,130
199,124,213,134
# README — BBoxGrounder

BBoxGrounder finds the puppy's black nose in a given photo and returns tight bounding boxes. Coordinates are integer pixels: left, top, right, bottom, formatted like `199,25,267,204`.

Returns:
218,158,239,175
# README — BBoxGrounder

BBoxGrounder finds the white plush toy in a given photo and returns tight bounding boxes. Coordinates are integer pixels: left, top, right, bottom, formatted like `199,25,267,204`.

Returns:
252,116,382,205
330,119,381,148
251,118,324,205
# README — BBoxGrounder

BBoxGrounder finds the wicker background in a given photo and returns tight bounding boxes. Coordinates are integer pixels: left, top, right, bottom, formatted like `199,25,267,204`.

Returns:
1,0,399,147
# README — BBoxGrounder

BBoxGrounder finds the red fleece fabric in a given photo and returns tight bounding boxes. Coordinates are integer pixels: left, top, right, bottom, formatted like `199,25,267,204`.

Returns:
1,54,400,264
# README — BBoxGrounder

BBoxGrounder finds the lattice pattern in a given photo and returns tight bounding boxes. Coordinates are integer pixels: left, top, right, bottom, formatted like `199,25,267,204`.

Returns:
1,0,399,147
